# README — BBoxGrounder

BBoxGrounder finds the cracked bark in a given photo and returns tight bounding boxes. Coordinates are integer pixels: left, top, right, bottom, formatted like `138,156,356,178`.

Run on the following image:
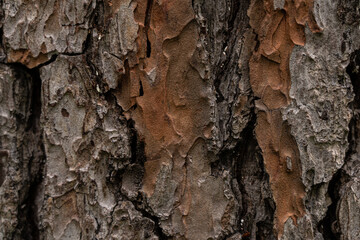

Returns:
0,0,360,239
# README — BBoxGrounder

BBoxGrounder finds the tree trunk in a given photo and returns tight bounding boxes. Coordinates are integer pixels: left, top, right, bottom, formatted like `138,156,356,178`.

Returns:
0,0,359,239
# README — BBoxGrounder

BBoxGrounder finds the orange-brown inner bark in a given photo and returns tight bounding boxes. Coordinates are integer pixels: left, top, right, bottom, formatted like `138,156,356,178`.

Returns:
248,0,320,236
112,0,211,198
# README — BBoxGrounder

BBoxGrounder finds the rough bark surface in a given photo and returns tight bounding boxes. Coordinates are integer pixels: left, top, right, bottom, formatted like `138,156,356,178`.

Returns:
0,0,359,239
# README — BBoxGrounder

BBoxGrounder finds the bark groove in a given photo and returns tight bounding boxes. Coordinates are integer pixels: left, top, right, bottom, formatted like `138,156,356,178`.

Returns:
0,0,360,239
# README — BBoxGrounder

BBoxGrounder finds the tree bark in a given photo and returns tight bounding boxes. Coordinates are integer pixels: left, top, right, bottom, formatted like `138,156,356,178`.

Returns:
0,0,359,239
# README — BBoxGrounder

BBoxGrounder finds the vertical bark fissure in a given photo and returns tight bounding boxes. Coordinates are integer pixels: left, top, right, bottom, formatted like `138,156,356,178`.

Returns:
235,107,276,239
319,49,360,239
123,119,168,239
22,67,44,240
130,199,168,240
1,0,358,239
318,169,348,239
200,0,276,238
80,2,165,232
212,102,276,239
103,72,166,238
212,0,245,105
144,0,153,58
0,150,7,188
6,63,47,240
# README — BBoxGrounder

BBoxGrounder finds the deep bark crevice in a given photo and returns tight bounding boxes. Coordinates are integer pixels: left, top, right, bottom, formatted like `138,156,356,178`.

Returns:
144,0,153,58
0,150,7,188
20,163,44,240
6,63,46,240
318,169,349,239
127,119,146,166
146,38,151,58
123,119,168,239
139,80,144,96
212,0,250,105
23,66,45,240
212,103,276,239
234,109,276,240
104,110,168,239
1,0,358,239
201,1,277,238
319,49,360,239
0,27,6,62
132,194,169,240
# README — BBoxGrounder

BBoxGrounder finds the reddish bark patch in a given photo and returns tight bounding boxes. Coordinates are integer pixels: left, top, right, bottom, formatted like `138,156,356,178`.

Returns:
8,49,50,69
248,0,321,237
114,0,211,197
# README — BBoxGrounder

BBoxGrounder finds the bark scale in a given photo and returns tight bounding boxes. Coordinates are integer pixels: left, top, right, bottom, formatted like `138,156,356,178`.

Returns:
0,0,359,239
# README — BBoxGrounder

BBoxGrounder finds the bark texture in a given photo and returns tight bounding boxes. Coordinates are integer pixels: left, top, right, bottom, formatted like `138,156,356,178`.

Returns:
0,0,359,239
